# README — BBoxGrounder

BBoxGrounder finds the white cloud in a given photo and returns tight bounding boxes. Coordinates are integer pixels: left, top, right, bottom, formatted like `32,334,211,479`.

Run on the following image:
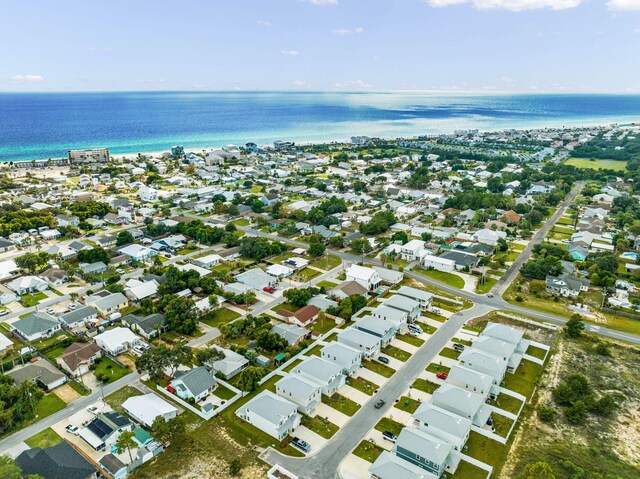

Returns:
309,0,338,4
292,80,309,88
635,27,640,32
135,78,167,84
333,27,364,35
607,0,640,11
334,80,371,90
88,47,112,53
500,76,516,83
426,0,582,11
281,49,299,56
257,20,273,27
10,74,44,83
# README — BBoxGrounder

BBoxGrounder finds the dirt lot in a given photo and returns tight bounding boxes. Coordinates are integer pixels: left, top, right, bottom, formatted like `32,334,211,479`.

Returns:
53,384,81,403
466,310,558,345
502,334,640,479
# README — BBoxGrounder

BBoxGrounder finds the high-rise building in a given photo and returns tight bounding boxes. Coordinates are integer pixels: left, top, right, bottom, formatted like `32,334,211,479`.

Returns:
68,148,109,164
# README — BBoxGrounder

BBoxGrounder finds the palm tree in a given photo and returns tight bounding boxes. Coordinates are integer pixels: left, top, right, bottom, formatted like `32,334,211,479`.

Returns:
116,431,136,463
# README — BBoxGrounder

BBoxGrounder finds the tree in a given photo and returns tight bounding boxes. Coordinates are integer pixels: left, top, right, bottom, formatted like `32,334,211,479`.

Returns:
565,314,585,339
236,366,267,392
135,344,171,381
308,242,326,258
167,343,193,379
152,415,186,446
0,455,23,479
390,231,409,244
351,238,372,254
195,347,225,369
517,462,555,479
164,296,199,334
116,230,134,246
15,252,51,274
116,430,136,462
77,247,110,264
328,235,344,247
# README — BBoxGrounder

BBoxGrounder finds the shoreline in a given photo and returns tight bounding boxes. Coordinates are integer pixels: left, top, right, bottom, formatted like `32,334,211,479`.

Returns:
1,119,638,166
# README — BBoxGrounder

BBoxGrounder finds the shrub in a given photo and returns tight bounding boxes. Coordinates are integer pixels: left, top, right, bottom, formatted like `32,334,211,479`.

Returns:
594,342,612,357
228,459,243,476
515,295,523,302
538,406,556,423
564,400,588,425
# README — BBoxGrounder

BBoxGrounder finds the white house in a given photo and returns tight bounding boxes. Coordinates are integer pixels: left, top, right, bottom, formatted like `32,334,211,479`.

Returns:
422,255,456,273
235,390,301,440
275,374,322,414
293,356,345,397
345,264,381,291
396,285,433,310
338,327,381,359
10,312,60,342
6,275,49,295
321,342,362,376
170,366,217,402
122,393,177,428
94,327,141,356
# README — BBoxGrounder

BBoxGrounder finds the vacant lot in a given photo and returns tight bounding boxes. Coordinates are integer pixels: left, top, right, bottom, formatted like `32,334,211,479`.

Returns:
502,335,640,479
564,158,628,171
415,268,465,289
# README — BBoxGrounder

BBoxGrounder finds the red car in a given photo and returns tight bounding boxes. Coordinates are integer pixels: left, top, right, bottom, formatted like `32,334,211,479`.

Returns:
436,372,448,380
263,286,275,293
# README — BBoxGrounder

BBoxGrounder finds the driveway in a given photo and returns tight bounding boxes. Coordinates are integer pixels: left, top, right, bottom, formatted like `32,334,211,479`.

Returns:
293,426,327,454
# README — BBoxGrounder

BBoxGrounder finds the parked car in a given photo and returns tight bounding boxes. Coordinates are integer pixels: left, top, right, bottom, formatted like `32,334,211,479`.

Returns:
65,425,79,435
0,310,8,317
68,303,77,311
382,431,397,442
436,372,448,380
263,286,275,294
46,308,55,315
86,405,99,414
374,399,386,409
408,324,423,336
377,356,389,364
291,437,311,453
487,292,494,298
453,343,465,352
116,269,125,274
164,253,172,258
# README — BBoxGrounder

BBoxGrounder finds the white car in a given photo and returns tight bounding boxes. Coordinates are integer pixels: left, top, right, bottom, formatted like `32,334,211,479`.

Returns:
46,308,55,315
87,405,99,414
68,303,77,311
65,424,79,435
0,310,8,317
116,269,125,274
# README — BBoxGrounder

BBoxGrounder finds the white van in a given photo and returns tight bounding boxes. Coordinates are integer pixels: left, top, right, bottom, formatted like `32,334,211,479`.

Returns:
408,324,423,336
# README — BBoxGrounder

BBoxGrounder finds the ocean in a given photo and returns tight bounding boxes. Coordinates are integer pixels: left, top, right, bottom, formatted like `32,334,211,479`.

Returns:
1,91,640,162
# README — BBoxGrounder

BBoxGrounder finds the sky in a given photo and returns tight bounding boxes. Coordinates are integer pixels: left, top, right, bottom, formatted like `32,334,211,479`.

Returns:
1,0,640,93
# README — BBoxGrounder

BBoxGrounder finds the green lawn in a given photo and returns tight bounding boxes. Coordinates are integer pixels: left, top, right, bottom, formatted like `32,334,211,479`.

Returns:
395,333,425,347
494,394,523,415
44,345,68,361
465,431,508,466
177,245,201,255
426,363,450,374
309,255,342,271
269,251,295,263
323,393,361,416
105,385,143,414
382,345,411,362
297,267,321,280
416,321,436,334
32,333,70,352
347,376,379,396
394,396,421,413
475,277,497,294
25,427,62,448
449,460,490,479
93,357,131,384
503,359,543,397
212,385,237,401
412,378,439,394
34,393,66,420
67,380,91,396
374,417,404,436
363,360,395,378
316,280,338,289
306,344,323,357
21,292,49,307
301,415,339,439
272,302,299,313
564,158,627,172
452,337,473,347
311,315,337,335
526,345,548,360
492,413,514,438
423,311,446,322
439,347,461,360
200,307,241,328
352,440,385,463
416,269,465,289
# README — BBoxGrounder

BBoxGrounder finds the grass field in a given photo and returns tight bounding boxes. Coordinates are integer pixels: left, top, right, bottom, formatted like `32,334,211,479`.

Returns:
316,280,338,289
352,440,384,463
25,427,62,448
426,363,451,375
382,345,411,362
395,333,425,347
394,396,421,413
439,347,461,360
416,269,465,289
347,376,379,396
34,393,66,420
311,314,337,334
212,385,237,401
297,267,321,280
21,292,48,307
309,254,342,271
363,360,395,378
374,417,404,436
200,307,241,328
412,378,439,394
105,385,143,414
475,277,497,294
93,357,131,384
301,415,339,439
564,158,627,171
323,393,361,416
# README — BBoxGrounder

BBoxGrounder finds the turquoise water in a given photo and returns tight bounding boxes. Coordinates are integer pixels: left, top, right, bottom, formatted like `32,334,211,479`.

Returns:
1,91,639,162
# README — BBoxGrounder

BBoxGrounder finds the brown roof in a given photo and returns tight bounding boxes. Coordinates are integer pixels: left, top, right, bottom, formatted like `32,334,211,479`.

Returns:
293,305,320,324
332,280,367,296
501,210,522,223
58,342,101,372
40,268,67,282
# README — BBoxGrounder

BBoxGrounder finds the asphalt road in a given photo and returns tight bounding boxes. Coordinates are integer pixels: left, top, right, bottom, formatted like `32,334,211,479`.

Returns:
261,303,495,478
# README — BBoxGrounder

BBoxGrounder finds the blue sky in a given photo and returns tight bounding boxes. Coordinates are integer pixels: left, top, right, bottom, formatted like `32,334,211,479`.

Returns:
2,0,640,92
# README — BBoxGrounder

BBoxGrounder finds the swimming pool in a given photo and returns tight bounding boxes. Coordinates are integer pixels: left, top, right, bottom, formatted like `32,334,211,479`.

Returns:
620,252,638,261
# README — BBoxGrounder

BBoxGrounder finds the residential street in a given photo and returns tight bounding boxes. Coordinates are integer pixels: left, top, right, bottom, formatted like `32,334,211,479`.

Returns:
260,303,495,479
